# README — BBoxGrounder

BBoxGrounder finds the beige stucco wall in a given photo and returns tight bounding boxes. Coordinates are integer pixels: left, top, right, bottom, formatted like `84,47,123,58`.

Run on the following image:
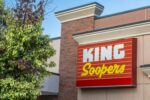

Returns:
47,38,60,74
77,35,150,100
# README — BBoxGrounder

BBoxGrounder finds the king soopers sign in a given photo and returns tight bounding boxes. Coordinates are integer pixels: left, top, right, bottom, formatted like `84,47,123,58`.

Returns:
76,38,137,88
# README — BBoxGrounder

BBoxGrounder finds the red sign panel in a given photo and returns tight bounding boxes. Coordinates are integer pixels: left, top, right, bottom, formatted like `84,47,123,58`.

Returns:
76,38,137,88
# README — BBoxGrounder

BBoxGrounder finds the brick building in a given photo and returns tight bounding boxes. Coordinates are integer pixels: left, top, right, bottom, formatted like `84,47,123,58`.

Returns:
44,2,150,100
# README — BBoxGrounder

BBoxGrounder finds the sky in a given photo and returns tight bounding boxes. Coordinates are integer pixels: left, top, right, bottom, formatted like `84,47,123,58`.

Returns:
5,0,150,38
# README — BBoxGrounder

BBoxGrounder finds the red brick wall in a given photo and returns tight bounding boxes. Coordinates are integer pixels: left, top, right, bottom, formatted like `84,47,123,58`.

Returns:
146,8,150,20
95,8,150,29
59,17,95,100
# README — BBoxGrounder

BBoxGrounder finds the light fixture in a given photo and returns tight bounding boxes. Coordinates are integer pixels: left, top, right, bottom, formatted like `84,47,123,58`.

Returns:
140,64,150,78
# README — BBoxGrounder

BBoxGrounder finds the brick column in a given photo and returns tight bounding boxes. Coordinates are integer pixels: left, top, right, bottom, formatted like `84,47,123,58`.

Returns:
55,3,104,100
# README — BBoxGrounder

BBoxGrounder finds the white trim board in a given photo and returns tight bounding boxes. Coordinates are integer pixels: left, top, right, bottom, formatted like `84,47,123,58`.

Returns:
55,4,103,23
73,21,150,45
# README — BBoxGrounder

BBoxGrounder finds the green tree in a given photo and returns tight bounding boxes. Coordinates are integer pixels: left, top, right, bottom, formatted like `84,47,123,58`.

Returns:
0,0,6,54
0,0,55,99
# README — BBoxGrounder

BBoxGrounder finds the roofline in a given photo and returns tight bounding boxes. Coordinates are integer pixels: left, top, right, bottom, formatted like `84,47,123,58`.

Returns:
96,5,150,19
73,19,150,36
55,2,104,14
140,64,150,68
51,37,61,40
50,72,60,76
